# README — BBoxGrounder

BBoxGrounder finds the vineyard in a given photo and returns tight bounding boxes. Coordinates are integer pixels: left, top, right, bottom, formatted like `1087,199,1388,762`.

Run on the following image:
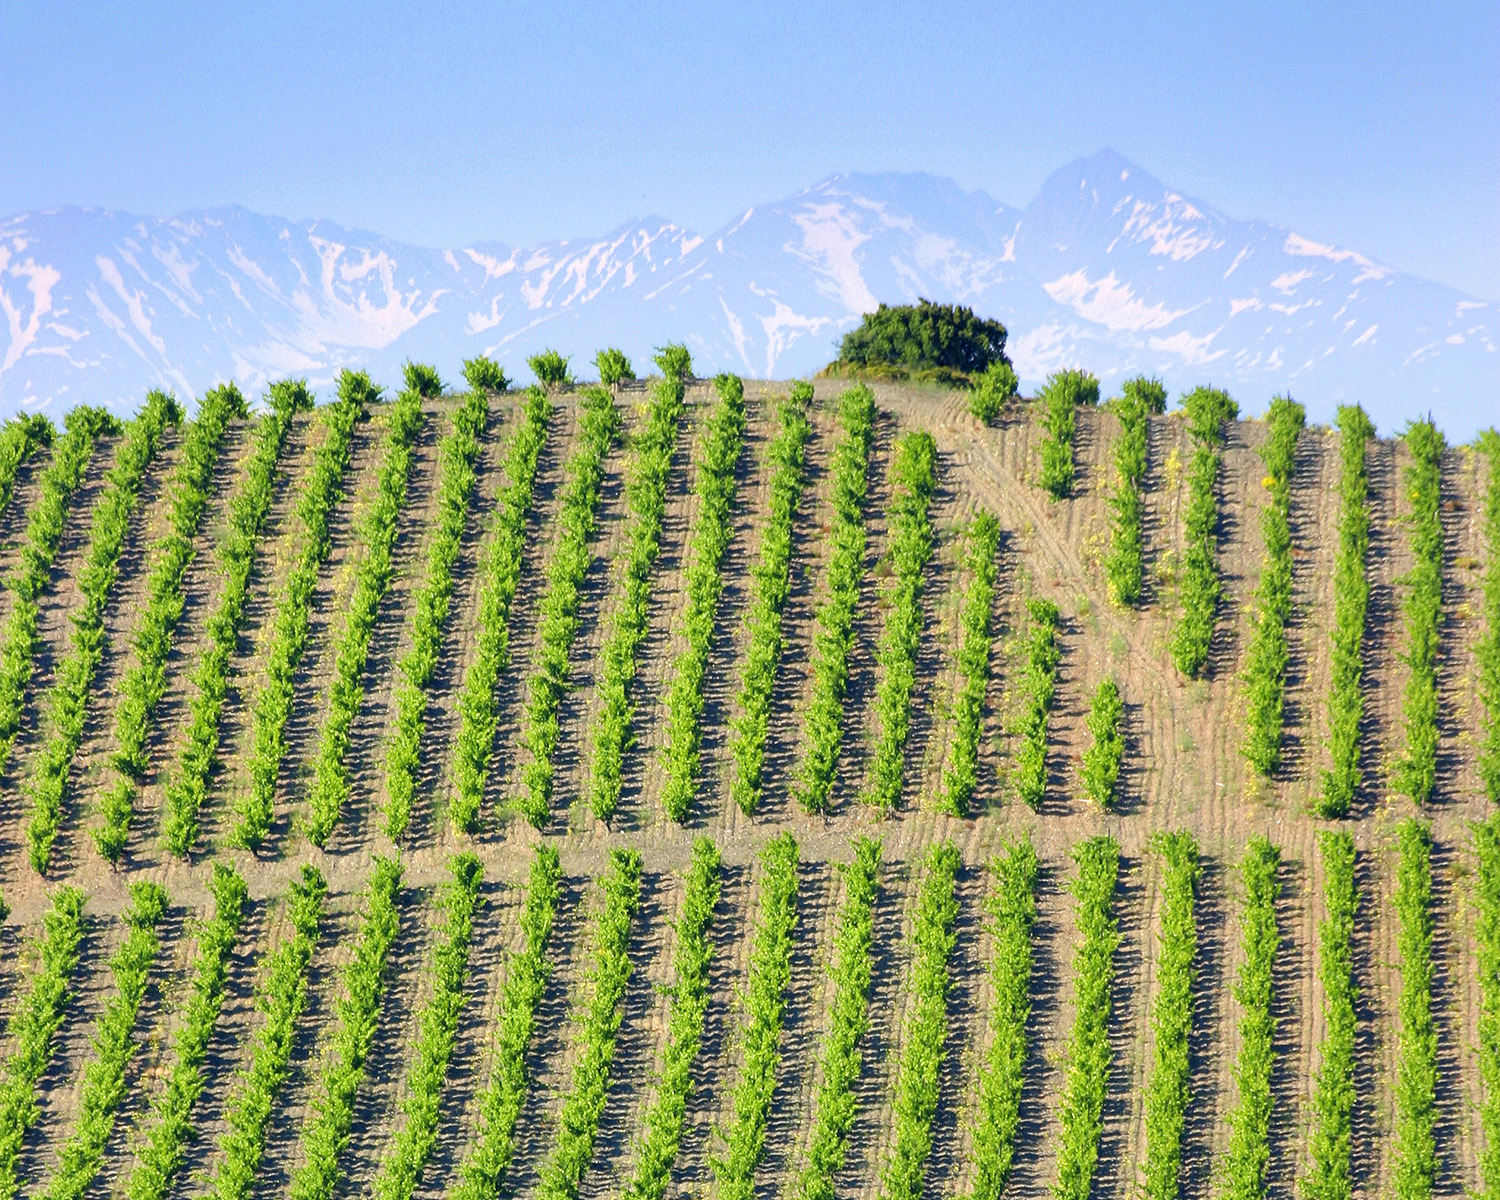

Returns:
0,359,1494,1200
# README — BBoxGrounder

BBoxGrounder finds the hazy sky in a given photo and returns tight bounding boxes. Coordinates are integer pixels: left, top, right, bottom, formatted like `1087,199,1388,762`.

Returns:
3,0,1496,299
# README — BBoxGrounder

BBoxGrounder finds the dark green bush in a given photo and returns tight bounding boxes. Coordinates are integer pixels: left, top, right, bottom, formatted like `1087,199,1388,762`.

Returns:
832,300,1008,379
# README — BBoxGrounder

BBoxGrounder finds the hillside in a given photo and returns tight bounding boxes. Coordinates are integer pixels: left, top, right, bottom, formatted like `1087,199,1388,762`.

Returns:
2,150,1496,434
0,369,1492,1200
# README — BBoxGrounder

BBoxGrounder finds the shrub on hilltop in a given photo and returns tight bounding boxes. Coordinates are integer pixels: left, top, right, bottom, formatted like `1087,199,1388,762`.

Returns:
827,300,1009,385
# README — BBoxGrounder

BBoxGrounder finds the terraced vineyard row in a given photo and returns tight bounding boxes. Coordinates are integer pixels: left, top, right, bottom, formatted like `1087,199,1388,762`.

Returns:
0,363,1490,1200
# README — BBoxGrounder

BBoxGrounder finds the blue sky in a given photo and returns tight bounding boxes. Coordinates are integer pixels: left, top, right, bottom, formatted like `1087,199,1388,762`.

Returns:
2,0,1496,300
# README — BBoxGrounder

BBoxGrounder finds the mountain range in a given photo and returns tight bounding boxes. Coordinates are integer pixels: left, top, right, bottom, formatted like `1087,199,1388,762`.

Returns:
1,149,1493,435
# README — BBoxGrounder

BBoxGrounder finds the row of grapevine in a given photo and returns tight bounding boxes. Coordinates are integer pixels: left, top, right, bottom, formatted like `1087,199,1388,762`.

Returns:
124,864,248,1200
795,386,877,813
879,841,961,1200
1320,405,1376,817
372,853,484,1200
162,380,312,855
97,382,247,861
1393,820,1436,1200
1052,835,1122,1200
660,373,748,821
866,430,939,812
1170,386,1238,678
0,412,53,516
1241,396,1306,778
729,384,813,815
450,383,553,833
791,837,882,1200
38,881,169,1200
384,376,491,838
1142,831,1200,1200
1222,836,1281,1200
0,406,117,778
1476,816,1500,1200
1037,369,1099,499
1480,430,1500,802
535,847,643,1200
1394,422,1446,805
26,391,180,874
451,845,562,1200
1104,377,1165,606
208,865,328,1200
305,373,431,846
234,371,373,848
1303,831,1357,1200
939,511,1000,815
588,349,691,821
714,830,800,1200
1012,597,1061,810
965,837,1038,1200
516,387,621,827
621,837,723,1200
0,886,86,1200
1080,678,1124,808
288,856,404,1200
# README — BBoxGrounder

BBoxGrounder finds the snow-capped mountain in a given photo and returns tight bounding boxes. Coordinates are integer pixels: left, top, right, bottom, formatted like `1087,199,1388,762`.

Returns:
1,150,1493,435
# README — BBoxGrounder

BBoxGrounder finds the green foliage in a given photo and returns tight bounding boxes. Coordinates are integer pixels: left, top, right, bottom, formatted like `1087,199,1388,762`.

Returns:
516,387,620,826
729,385,812,815
38,881,170,1200
1012,597,1061,810
1475,817,1500,1200
535,848,643,1200
1242,396,1306,778
529,349,572,385
1105,383,1151,605
588,363,688,820
713,832,799,1200
795,386,877,812
450,387,553,833
26,391,179,874
621,838,722,1200
162,380,309,856
833,299,1008,379
866,431,938,812
1320,405,1375,816
879,842,960,1200
372,854,483,1200
791,838,881,1200
1121,375,1168,415
0,412,52,517
661,375,747,821
1222,836,1281,1200
1037,369,1100,499
0,886,87,1200
124,864,248,1200
1051,836,1121,1200
968,360,1019,424
1393,820,1436,1200
1393,421,1445,805
451,846,561,1200
965,838,1038,1200
595,347,636,385
652,343,693,379
1480,431,1500,803
288,857,404,1200
1080,678,1125,808
1142,831,1199,1200
402,360,444,397
304,390,425,846
208,865,327,1200
1303,832,1356,1200
0,407,116,780
939,512,1001,814
383,388,489,838
462,355,509,394
97,383,244,862
1169,385,1238,678
234,371,372,848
